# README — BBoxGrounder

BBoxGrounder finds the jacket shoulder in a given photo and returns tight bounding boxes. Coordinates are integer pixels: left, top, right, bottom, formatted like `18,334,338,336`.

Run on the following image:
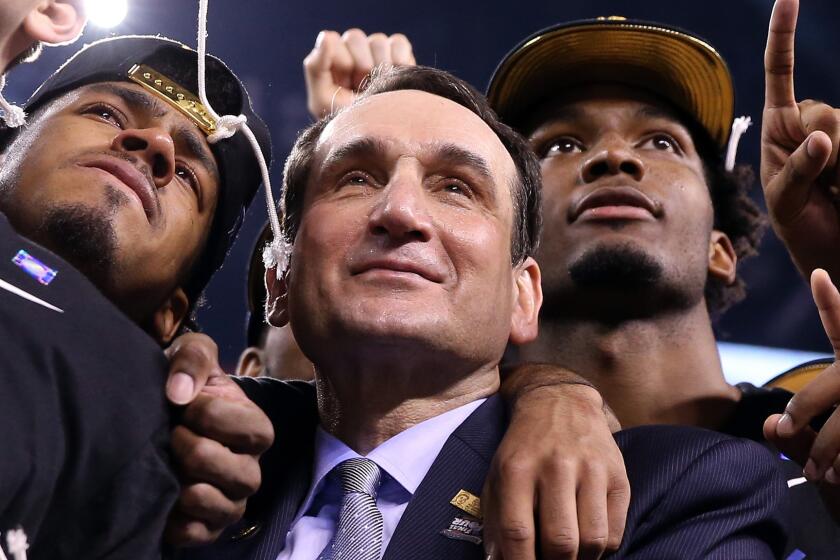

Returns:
612,425,788,559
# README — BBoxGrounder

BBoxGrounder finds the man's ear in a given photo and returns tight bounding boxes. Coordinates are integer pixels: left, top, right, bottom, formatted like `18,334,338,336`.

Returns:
22,1,87,46
236,347,267,378
509,256,542,346
708,230,738,285
265,266,290,328
150,288,190,345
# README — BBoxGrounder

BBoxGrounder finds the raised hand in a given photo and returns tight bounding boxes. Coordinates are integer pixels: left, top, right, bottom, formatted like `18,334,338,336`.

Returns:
764,269,840,519
303,29,416,119
761,0,840,284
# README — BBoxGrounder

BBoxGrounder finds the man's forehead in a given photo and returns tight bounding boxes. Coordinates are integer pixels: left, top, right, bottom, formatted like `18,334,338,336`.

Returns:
523,83,689,134
316,89,516,179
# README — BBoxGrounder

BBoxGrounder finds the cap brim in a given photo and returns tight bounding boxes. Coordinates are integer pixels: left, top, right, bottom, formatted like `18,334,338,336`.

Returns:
488,19,734,149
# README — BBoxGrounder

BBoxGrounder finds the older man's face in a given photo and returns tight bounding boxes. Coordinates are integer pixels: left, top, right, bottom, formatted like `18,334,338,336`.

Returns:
286,90,526,366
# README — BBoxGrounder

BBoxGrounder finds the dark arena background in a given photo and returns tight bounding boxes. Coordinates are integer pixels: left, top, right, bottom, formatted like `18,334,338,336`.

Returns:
8,0,840,375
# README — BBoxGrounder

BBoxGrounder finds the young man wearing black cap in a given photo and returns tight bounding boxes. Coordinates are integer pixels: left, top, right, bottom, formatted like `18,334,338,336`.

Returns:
0,35,274,558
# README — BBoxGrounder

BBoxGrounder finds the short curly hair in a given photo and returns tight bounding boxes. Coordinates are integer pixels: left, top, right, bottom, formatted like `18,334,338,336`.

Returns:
689,123,767,317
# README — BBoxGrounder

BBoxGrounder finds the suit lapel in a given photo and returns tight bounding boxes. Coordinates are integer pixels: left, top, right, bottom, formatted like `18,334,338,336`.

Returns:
248,448,314,560
188,387,319,560
383,396,507,560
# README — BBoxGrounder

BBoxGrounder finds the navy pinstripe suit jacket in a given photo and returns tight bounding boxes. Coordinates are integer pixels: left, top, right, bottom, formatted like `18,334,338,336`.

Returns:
184,381,789,560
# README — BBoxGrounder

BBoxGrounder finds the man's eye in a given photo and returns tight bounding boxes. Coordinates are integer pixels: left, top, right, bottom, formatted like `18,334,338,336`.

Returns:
442,181,469,196
175,165,198,193
543,137,583,156
82,103,125,129
642,134,680,153
342,172,373,187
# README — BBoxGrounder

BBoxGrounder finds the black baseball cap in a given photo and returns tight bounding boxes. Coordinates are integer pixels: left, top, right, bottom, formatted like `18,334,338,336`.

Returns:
10,35,272,305
487,17,735,150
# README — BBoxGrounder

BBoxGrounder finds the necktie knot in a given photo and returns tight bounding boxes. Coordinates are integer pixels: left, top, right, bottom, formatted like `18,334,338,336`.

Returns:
335,457,382,498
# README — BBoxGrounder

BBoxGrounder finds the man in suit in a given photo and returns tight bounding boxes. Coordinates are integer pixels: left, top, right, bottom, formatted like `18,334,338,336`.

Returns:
185,64,788,559
0,35,274,557
296,3,840,556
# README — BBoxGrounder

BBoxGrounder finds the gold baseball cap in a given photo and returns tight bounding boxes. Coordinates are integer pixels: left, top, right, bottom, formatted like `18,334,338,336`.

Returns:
487,17,735,150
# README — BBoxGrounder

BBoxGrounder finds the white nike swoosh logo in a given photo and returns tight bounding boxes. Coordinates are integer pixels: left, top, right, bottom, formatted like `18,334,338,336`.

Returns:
0,277,64,313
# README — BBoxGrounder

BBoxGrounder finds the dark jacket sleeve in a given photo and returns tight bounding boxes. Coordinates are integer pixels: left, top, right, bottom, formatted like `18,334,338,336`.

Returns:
0,213,178,559
612,425,789,559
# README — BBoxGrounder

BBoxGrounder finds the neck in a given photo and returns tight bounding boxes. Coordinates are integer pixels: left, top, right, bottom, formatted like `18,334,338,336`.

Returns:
520,302,740,429
314,346,499,454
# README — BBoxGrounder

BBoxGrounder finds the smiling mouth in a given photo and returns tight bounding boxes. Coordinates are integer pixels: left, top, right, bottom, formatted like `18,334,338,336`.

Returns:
352,258,444,284
570,186,662,224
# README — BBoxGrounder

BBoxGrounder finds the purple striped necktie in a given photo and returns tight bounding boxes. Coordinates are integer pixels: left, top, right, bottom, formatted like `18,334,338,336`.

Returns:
318,458,384,560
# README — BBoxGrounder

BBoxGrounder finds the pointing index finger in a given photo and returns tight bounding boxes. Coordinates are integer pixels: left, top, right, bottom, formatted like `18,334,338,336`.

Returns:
764,0,799,109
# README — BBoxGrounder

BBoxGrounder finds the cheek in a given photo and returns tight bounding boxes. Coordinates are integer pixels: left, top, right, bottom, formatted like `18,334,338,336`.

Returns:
443,212,512,289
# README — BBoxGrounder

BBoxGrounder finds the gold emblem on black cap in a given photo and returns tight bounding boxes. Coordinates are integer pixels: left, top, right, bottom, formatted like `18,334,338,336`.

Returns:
127,64,217,134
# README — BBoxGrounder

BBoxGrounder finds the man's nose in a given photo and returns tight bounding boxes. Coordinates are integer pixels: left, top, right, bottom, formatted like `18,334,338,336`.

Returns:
581,136,645,183
111,127,176,188
368,176,433,242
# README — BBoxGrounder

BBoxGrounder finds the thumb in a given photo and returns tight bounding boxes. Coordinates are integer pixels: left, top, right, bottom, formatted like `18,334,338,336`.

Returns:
764,413,817,467
767,130,832,225
165,333,225,405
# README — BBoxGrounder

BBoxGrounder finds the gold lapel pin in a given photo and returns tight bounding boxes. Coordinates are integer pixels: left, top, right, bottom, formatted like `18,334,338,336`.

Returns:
450,489,482,520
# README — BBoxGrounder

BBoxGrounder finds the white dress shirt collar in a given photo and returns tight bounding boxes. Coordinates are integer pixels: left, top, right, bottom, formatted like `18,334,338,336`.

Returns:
297,398,486,522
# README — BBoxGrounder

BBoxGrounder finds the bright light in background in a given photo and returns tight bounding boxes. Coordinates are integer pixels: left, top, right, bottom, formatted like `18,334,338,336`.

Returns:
84,0,128,28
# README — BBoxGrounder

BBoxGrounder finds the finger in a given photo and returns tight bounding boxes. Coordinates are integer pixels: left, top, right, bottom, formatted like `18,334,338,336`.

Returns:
812,268,840,356
180,394,274,454
799,101,840,175
537,465,579,559
389,33,416,66
766,130,832,224
775,364,840,438
605,469,630,551
304,30,355,118
367,33,392,67
827,454,840,485
763,413,816,466
575,469,609,560
172,425,262,500
486,460,537,560
174,482,247,530
342,28,375,87
164,513,218,547
805,407,840,481
764,0,799,109
165,333,224,405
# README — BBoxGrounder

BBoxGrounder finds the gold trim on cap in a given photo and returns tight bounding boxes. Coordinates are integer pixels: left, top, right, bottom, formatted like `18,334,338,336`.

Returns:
127,64,217,134
488,21,735,149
